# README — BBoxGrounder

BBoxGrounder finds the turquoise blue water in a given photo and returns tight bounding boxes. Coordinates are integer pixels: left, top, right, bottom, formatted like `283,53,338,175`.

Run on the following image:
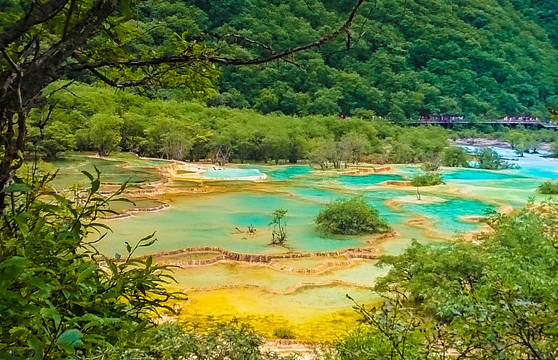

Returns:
462,146,558,179
90,146,557,259
204,168,264,179
339,174,403,186
100,192,364,256
404,198,493,233
442,169,525,181
263,165,312,180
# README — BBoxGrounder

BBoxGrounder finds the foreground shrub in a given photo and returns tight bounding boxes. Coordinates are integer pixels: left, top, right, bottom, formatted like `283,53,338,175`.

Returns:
334,201,558,359
538,180,558,194
410,172,444,186
110,322,290,360
0,171,184,359
315,196,390,235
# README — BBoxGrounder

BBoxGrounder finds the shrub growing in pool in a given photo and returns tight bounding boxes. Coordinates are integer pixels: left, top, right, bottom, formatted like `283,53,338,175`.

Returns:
538,181,558,194
315,196,390,235
441,147,469,167
476,148,511,170
410,172,444,187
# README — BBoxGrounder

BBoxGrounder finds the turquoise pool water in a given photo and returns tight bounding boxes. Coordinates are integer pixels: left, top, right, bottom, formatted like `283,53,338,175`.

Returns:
442,168,525,181
245,165,312,181
462,146,558,179
100,192,365,256
203,168,265,179
339,174,403,186
100,187,493,257
55,147,558,331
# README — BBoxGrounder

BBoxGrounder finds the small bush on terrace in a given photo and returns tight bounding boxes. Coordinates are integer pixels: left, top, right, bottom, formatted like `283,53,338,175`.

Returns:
315,196,390,235
410,172,444,187
538,180,558,194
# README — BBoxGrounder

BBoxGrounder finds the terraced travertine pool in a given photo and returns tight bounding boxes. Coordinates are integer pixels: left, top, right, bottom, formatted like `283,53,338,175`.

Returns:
51,148,558,341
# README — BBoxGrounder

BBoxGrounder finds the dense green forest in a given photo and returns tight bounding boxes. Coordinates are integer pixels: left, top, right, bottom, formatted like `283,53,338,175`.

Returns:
123,0,558,120
29,82,450,164
29,82,558,166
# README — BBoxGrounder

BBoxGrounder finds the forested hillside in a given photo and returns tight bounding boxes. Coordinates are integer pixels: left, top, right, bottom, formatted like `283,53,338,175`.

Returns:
132,0,558,120
29,82,558,165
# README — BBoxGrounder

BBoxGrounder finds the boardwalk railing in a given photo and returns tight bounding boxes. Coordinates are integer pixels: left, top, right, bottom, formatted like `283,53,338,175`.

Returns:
413,115,557,128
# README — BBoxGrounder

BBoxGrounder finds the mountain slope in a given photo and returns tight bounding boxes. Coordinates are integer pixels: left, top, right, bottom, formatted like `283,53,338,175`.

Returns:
140,0,558,121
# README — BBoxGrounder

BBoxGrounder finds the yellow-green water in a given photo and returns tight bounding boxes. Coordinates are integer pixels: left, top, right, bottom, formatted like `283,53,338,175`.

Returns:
48,151,558,339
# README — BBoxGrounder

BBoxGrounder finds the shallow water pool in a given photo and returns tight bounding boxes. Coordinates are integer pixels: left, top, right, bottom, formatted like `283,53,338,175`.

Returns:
67,148,558,337
203,168,265,179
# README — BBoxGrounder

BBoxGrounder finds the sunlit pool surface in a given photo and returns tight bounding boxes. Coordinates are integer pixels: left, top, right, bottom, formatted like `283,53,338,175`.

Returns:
203,168,266,179
49,149,558,338
240,165,312,181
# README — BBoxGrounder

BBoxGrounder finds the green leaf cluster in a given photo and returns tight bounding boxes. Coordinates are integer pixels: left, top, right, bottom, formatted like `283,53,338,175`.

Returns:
107,322,291,360
537,180,558,195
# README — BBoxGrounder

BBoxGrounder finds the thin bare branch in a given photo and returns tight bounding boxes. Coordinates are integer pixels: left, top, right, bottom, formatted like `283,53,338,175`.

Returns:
209,32,277,54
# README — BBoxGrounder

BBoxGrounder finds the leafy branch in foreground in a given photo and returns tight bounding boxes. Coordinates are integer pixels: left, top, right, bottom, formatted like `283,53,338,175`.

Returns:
0,169,185,359
108,322,295,360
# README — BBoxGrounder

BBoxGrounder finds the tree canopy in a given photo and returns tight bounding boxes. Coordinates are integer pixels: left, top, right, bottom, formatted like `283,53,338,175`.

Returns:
178,0,558,120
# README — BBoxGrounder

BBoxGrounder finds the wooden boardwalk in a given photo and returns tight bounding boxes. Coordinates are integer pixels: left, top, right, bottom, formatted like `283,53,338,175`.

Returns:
412,115,557,129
